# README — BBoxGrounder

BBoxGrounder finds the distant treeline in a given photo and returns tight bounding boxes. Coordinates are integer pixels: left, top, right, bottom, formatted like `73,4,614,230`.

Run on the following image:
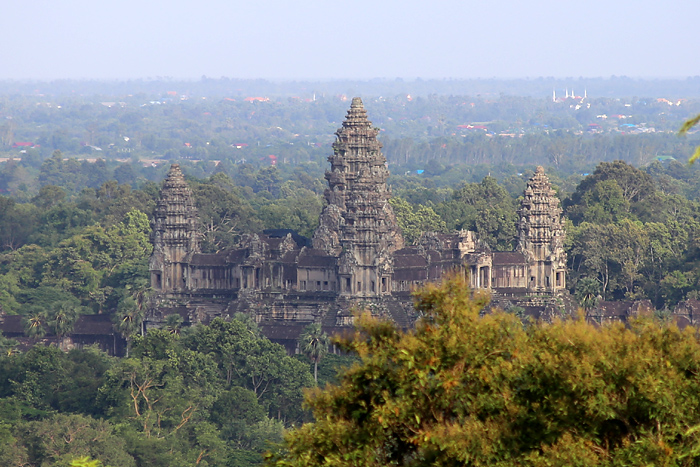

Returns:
2,76,700,98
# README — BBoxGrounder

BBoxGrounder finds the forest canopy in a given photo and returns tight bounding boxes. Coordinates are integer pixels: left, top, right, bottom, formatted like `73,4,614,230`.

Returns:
270,274,700,467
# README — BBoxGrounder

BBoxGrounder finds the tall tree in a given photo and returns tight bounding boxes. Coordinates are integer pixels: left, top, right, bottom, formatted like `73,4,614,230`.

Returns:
22,306,47,340
49,300,80,340
113,297,142,357
299,323,330,384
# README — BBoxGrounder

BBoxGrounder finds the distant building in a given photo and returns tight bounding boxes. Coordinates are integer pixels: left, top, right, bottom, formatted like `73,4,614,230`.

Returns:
147,98,569,350
11,142,36,148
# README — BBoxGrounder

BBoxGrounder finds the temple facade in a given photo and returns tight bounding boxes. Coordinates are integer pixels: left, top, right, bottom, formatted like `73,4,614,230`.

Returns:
147,98,568,347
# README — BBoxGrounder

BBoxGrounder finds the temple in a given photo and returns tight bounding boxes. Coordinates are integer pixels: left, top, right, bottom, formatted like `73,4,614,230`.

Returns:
147,98,569,349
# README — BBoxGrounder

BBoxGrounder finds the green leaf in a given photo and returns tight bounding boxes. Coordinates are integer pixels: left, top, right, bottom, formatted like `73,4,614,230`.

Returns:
685,424,700,436
679,113,700,136
688,145,700,165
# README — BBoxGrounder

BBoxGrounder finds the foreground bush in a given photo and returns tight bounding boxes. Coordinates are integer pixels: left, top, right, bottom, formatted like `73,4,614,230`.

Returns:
270,273,700,466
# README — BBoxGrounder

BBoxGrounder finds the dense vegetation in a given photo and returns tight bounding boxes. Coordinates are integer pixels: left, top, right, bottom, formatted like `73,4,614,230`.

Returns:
271,274,700,466
0,316,359,466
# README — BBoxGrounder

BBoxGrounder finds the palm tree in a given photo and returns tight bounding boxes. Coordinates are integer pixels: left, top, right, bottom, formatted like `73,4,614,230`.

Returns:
125,278,153,337
113,296,143,357
299,323,330,384
49,301,80,340
0,332,19,356
23,306,48,340
164,313,184,335
575,277,601,319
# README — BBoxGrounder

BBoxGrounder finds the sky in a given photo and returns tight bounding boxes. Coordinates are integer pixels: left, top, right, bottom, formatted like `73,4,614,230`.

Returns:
3,0,699,81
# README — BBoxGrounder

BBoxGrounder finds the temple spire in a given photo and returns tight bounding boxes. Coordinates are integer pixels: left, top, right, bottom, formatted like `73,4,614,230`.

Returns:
313,97,403,296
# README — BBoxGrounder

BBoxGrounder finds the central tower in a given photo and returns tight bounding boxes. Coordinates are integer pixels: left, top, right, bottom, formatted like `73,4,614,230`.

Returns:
313,97,404,297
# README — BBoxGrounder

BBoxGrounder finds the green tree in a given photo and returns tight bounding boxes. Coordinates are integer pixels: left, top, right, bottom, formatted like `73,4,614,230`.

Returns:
270,273,700,466
23,306,47,340
388,198,447,245
18,414,135,467
210,387,267,443
70,457,102,467
574,276,601,314
564,160,656,224
185,317,313,423
49,301,81,340
191,178,262,252
436,176,517,250
299,323,330,384
100,329,225,466
113,297,142,357
164,314,184,335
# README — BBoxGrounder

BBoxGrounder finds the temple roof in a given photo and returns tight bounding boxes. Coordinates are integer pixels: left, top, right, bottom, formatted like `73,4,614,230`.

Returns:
160,163,193,194
190,253,228,266
492,252,527,265
340,97,373,130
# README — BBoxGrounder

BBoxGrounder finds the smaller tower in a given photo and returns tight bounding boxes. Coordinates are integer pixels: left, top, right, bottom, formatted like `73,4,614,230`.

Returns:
150,164,200,292
516,166,566,293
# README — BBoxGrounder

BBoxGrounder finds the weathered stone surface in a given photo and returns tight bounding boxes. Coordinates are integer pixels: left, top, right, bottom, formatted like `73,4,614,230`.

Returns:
516,166,567,294
147,100,570,347
149,163,200,292
313,98,404,252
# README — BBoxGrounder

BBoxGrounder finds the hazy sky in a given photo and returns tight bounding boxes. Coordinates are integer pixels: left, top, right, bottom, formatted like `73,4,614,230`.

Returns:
4,0,698,80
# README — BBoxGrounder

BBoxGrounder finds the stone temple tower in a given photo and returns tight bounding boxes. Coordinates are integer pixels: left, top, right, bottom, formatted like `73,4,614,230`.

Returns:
516,166,567,294
149,163,200,293
313,97,404,297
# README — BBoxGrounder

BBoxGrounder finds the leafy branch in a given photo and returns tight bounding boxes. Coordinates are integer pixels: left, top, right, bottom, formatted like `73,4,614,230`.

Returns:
679,113,700,164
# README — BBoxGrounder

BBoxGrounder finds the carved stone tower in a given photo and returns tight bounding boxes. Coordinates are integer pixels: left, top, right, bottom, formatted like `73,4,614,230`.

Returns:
516,166,566,293
149,163,200,293
313,97,404,297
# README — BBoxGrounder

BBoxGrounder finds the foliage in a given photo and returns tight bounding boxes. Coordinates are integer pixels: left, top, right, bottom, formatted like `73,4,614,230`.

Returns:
271,273,700,467
16,413,135,467
48,301,81,339
298,323,330,383
69,457,102,467
388,198,447,245
435,176,517,250
679,113,700,164
574,276,601,312
23,307,48,340
184,317,314,424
